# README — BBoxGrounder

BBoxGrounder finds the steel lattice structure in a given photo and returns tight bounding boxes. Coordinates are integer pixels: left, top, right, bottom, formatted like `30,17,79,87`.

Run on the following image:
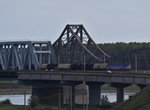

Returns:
0,41,56,70
53,24,110,64
0,24,110,70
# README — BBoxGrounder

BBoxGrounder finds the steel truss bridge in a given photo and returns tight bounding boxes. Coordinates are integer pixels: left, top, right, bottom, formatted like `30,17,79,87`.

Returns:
0,41,56,70
0,24,109,70
53,24,109,64
0,24,150,106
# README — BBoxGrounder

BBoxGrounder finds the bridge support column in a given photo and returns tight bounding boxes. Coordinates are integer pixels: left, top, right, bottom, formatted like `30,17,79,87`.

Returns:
87,82,103,105
138,84,146,90
116,86,124,102
32,86,63,105
68,85,75,110
111,84,130,103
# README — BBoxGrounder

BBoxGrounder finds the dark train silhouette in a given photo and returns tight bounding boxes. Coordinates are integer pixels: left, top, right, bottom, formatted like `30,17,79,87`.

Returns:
0,63,131,71
37,63,131,71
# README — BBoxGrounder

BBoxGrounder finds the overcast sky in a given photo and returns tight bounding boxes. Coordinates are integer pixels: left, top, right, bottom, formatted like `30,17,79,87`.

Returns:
0,0,150,43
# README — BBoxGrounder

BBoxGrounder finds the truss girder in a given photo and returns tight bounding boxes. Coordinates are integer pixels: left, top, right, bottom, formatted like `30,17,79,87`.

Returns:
0,41,56,70
0,51,5,70
53,24,110,64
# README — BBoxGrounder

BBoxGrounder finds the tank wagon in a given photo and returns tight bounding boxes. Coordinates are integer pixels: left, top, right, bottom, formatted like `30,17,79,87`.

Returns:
37,63,131,71
0,63,131,71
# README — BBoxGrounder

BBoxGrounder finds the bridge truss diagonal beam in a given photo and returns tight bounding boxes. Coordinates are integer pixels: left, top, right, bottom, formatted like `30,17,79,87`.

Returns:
0,41,56,70
53,24,110,64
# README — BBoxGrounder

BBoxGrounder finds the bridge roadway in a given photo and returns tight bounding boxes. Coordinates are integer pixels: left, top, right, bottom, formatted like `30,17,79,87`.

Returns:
18,70,150,85
1,70,150,106
17,70,150,106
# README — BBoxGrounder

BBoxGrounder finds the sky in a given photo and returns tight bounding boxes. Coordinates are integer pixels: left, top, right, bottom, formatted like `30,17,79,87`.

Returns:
0,0,150,43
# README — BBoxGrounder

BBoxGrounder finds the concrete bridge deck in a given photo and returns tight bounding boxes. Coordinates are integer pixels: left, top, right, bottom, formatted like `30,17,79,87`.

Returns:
1,70,150,106
18,70,150,85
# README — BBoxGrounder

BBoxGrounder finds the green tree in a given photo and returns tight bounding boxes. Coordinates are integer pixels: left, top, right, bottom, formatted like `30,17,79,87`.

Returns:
28,95,39,108
100,95,110,106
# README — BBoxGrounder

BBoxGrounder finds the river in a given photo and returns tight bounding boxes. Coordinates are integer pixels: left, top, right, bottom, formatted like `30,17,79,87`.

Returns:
0,92,135,105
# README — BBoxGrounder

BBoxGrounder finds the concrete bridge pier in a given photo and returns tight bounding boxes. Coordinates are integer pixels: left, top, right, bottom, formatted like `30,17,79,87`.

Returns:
61,81,81,110
116,86,124,102
68,85,75,110
87,82,103,105
138,84,146,90
64,81,82,110
111,84,130,103
32,86,63,106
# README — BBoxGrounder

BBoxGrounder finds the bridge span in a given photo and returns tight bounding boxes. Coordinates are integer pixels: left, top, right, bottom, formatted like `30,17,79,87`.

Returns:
17,70,149,106
1,24,150,107
18,70,150,85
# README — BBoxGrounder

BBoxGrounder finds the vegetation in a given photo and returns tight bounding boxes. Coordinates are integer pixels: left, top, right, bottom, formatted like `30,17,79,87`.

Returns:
98,42,150,70
0,99,12,105
100,95,111,108
28,95,39,108
112,85,150,110
0,104,24,110
0,104,57,110
1,84,150,110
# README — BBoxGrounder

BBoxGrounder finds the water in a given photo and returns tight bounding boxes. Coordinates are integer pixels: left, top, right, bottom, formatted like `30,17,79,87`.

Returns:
0,93,135,105
0,94,31,105
101,93,135,102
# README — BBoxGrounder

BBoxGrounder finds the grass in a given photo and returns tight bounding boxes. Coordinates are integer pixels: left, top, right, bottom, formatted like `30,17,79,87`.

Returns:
113,85,150,110
0,104,112,110
0,104,24,110
0,104,56,110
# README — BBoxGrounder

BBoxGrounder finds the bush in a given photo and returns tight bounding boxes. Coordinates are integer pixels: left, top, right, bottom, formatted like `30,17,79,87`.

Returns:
0,99,12,105
100,95,111,108
28,95,39,108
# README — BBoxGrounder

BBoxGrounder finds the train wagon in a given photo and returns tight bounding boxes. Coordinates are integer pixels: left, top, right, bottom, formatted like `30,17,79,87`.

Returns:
57,64,71,70
107,64,131,71
93,63,107,70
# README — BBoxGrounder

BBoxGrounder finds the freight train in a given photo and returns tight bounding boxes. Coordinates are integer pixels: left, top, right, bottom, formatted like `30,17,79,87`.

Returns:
38,63,131,71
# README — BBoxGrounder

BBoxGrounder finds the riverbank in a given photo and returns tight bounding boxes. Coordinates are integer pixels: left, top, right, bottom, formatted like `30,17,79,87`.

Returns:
111,84,150,110
0,104,27,110
0,82,146,110
1,83,150,110
0,87,31,95
0,80,31,95
0,83,140,95
0,104,113,110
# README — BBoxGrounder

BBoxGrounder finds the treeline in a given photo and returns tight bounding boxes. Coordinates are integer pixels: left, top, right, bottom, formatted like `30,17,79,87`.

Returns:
98,42,150,70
